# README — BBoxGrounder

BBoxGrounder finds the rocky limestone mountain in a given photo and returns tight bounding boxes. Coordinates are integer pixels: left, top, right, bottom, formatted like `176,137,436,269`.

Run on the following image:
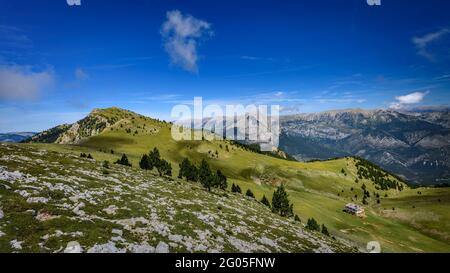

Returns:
280,109,450,185
28,107,150,144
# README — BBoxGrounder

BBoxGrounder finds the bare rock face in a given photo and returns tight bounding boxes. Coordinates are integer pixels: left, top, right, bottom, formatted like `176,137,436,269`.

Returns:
55,115,111,144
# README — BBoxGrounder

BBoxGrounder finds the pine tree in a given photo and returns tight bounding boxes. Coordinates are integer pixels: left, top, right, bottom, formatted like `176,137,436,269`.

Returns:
236,184,242,194
87,154,93,159
271,184,292,217
245,189,255,198
294,215,301,222
215,170,227,190
198,159,213,191
321,224,330,236
362,195,368,205
148,147,161,170
139,154,150,170
231,183,242,194
187,163,198,182
179,158,190,180
260,195,271,208
157,159,172,176
115,154,132,167
306,218,320,231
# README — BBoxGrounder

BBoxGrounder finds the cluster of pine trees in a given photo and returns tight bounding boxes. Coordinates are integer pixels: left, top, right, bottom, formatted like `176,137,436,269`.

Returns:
232,183,297,219
178,158,227,191
305,218,330,237
80,153,93,159
231,183,242,194
139,147,172,176
361,183,370,205
355,157,404,191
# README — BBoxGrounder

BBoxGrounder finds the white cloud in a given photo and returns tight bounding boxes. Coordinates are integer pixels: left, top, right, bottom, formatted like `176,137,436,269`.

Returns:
75,68,89,81
413,28,449,61
389,91,429,109
0,65,54,100
161,10,212,73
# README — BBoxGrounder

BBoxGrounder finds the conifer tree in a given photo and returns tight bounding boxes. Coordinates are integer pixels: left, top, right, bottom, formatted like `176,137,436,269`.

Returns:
235,184,242,194
115,154,132,167
260,195,271,208
272,184,292,217
148,147,161,170
245,189,255,198
178,158,190,180
139,154,150,170
306,218,320,231
215,170,227,190
198,159,213,191
321,224,330,236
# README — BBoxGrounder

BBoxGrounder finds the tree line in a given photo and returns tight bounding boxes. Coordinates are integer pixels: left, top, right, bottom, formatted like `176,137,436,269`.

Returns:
139,147,172,176
178,158,227,191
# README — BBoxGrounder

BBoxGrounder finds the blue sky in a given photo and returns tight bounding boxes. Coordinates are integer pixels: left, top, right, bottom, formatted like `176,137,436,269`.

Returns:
0,0,450,132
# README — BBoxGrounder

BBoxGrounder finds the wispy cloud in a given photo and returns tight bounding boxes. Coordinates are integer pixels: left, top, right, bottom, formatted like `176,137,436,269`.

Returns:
240,56,276,62
88,56,153,71
389,91,429,109
0,25,33,49
0,64,54,100
413,28,450,61
74,68,89,81
161,10,213,73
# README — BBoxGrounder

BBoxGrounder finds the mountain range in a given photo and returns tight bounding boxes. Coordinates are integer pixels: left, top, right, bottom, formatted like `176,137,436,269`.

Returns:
7,107,450,186
280,108,450,185
10,107,449,252
0,132,36,143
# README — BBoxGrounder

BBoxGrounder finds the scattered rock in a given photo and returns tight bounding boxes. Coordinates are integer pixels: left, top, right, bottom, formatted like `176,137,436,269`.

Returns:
73,202,85,216
128,242,154,253
26,197,49,204
112,229,123,236
155,241,170,253
10,240,23,250
64,241,83,253
103,205,118,215
87,242,125,253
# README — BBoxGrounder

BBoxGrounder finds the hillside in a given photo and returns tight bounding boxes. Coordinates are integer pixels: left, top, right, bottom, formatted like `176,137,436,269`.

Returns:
280,109,450,185
24,107,450,252
0,143,353,253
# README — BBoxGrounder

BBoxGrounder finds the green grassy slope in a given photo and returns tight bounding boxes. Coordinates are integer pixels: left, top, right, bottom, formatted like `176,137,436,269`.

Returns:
0,143,353,253
26,107,450,252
